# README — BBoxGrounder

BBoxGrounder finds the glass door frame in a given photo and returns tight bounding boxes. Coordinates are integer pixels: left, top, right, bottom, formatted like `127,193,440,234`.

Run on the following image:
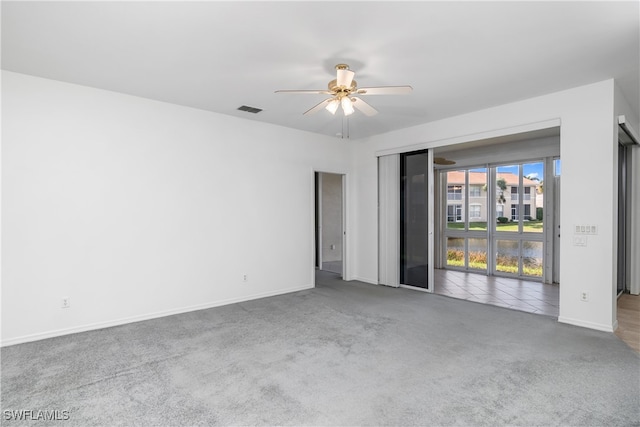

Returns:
492,162,545,280
440,158,551,282
399,149,434,292
442,167,490,274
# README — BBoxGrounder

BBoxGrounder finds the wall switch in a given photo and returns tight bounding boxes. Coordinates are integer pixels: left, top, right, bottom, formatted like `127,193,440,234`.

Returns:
330,244,335,250
575,224,598,235
61,297,70,309
580,291,589,302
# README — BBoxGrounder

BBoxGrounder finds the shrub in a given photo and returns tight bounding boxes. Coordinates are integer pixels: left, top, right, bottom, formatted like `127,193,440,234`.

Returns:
536,207,543,221
447,249,464,261
468,251,487,264
497,216,509,223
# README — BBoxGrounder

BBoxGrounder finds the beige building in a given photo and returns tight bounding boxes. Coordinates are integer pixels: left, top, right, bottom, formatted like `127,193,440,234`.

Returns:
446,171,539,223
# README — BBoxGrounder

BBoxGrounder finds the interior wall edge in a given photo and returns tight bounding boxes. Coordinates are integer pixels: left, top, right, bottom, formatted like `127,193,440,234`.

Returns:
557,316,616,333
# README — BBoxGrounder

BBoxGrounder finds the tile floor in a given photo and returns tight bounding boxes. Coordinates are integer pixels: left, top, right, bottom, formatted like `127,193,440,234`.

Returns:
433,269,560,317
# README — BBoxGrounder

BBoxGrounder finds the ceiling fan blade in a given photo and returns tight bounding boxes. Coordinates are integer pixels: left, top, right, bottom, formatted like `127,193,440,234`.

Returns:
356,86,413,95
303,98,332,115
351,97,378,116
275,89,331,94
336,69,355,88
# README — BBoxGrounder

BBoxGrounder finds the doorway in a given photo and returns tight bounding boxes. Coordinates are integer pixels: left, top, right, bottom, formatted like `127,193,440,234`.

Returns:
617,133,634,295
431,129,561,315
315,172,345,277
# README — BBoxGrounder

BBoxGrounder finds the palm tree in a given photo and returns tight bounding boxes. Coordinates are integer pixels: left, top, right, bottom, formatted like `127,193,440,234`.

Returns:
485,177,507,203
496,177,507,204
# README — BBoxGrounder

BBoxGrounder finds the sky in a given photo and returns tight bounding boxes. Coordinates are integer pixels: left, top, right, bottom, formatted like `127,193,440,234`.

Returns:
469,159,561,182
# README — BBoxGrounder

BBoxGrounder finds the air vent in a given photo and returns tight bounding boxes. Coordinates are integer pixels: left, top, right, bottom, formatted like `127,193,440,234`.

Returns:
237,105,263,114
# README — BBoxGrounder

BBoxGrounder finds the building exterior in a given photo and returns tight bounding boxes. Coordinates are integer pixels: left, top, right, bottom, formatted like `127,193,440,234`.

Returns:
446,171,540,223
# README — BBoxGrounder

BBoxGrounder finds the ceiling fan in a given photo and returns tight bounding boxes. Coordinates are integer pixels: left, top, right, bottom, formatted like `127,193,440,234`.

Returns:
434,157,456,165
275,64,412,117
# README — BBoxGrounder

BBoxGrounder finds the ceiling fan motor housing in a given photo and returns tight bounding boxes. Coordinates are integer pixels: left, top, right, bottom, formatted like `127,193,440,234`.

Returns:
328,79,357,96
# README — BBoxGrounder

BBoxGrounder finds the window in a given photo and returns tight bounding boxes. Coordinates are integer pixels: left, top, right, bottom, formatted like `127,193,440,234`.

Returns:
469,204,481,219
496,204,504,218
510,186,519,201
469,185,482,197
447,204,462,222
511,204,518,220
447,185,462,200
524,204,531,218
524,187,531,201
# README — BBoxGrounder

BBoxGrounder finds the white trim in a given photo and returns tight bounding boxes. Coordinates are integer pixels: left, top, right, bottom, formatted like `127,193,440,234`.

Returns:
313,169,350,282
427,149,435,293
317,172,323,271
400,284,431,293
341,173,351,281
375,118,562,157
558,316,616,333
352,276,379,285
1,284,314,347
618,115,640,145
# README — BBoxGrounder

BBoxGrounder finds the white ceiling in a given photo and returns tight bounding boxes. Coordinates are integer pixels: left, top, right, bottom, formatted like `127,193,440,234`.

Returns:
2,1,639,140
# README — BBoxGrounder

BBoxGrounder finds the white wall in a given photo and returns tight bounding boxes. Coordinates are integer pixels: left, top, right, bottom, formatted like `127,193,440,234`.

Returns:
352,79,622,332
1,71,351,345
3,72,634,343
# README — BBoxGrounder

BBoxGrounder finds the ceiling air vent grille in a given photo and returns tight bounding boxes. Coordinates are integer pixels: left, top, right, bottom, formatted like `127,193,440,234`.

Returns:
237,105,263,114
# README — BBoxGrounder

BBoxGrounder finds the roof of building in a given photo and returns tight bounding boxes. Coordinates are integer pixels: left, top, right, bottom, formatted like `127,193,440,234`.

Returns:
446,171,539,186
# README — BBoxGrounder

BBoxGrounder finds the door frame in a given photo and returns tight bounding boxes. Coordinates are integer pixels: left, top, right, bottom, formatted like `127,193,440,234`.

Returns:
398,149,434,292
313,170,348,284
439,158,555,283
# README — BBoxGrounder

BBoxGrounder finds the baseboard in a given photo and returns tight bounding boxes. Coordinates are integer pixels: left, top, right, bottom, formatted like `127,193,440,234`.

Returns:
1,284,314,347
351,276,379,285
558,316,615,332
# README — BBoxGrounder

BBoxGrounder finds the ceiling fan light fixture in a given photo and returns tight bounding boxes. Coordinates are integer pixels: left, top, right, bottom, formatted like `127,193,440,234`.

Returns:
341,97,354,116
325,98,340,115
336,64,355,88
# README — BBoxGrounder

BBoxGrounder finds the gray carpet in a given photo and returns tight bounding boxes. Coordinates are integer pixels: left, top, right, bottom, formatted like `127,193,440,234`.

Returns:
2,271,639,426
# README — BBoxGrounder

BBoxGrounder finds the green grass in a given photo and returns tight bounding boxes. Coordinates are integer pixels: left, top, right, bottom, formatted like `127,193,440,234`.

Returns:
447,250,542,277
447,221,543,233
447,259,487,270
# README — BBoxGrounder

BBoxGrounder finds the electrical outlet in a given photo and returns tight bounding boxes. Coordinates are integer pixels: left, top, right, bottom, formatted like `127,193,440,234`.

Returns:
580,291,589,302
573,236,587,246
61,297,70,309
243,274,248,282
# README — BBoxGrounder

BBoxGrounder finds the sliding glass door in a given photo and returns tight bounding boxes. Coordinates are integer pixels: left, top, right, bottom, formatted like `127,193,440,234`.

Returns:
442,160,547,281
400,150,431,289
493,162,544,279
443,168,489,272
